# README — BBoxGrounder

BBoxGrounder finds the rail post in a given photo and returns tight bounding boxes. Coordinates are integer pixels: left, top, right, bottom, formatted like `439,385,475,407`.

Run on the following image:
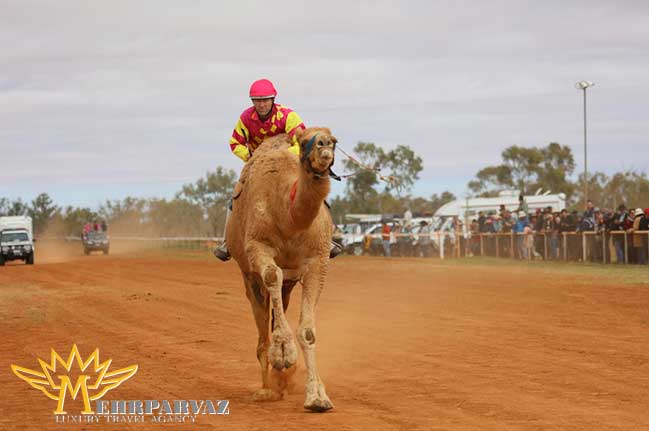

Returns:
543,233,548,261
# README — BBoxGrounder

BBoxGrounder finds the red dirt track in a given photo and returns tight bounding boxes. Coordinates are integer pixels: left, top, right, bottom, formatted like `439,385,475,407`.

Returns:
1,246,649,430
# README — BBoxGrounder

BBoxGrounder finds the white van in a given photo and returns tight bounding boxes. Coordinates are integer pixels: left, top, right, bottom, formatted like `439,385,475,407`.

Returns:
433,190,566,231
0,216,35,265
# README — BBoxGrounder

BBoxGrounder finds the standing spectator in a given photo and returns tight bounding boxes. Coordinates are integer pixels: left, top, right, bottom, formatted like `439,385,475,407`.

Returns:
514,211,530,260
418,221,432,257
363,232,373,256
558,209,574,260
499,204,507,219
542,211,559,260
470,219,480,256
381,221,392,257
517,194,529,215
399,224,413,257
591,207,604,262
390,223,401,256
523,224,535,261
403,208,413,227
478,211,487,233
101,220,108,232
611,205,629,263
626,209,636,263
492,215,502,233
584,200,595,220
501,211,513,232
630,208,647,265
641,209,649,263
82,222,91,241
501,211,514,257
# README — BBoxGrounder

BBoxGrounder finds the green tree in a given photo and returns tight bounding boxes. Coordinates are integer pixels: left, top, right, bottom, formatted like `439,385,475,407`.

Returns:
537,143,576,197
341,142,423,213
429,191,457,213
2,198,29,216
98,197,147,235
177,167,237,236
575,170,649,210
146,198,205,236
58,206,98,236
468,142,575,198
28,193,59,236
0,198,8,216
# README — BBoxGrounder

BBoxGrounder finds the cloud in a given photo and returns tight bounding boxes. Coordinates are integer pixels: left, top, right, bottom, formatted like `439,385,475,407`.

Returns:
1,0,648,207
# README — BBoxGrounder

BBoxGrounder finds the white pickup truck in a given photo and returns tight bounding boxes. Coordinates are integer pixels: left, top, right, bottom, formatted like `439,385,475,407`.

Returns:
0,216,35,266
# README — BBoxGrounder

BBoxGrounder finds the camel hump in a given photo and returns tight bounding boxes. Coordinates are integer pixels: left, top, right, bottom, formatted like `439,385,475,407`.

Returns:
253,134,293,156
238,134,296,184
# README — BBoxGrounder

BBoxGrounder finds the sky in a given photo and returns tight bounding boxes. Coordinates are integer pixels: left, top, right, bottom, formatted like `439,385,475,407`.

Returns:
1,0,648,209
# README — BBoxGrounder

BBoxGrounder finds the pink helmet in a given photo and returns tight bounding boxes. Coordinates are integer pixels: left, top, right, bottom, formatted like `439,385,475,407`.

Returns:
249,79,277,99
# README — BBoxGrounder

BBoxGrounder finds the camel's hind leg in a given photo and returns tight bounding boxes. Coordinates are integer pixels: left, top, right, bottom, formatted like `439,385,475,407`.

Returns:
298,258,334,412
242,274,281,401
246,240,298,371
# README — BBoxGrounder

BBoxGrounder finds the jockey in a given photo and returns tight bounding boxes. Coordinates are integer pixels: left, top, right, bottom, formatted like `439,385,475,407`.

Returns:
228,78,305,162
214,79,342,261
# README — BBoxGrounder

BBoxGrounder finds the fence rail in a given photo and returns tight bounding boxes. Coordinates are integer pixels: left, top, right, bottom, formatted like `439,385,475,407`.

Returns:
356,230,649,265
35,232,649,265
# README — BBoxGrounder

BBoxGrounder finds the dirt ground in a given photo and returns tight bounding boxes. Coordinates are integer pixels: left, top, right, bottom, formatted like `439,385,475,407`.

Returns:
1,242,649,430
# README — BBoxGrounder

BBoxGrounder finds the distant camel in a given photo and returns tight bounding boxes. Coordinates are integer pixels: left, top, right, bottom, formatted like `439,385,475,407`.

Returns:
226,127,337,411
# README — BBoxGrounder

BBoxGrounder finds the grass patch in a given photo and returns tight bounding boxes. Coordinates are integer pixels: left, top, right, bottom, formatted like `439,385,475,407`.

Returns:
431,256,649,285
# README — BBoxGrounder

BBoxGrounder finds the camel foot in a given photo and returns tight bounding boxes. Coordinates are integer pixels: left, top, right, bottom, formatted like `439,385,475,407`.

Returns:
252,388,283,402
304,382,334,412
270,365,297,394
268,331,298,370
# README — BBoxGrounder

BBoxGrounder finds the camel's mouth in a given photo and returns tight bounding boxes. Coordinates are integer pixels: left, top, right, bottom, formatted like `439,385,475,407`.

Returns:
297,128,337,178
312,145,334,171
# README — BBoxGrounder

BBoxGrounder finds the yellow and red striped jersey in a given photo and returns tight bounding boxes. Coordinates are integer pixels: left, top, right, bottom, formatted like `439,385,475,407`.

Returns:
229,104,305,162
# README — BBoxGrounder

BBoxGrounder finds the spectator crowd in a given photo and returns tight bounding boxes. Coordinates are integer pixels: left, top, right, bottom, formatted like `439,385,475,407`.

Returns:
463,198,648,265
346,195,649,265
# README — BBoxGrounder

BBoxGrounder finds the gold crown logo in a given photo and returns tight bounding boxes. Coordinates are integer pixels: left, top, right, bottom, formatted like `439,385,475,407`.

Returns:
11,344,138,414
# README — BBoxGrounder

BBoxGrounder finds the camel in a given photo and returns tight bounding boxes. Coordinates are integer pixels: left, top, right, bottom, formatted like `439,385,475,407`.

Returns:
225,126,337,412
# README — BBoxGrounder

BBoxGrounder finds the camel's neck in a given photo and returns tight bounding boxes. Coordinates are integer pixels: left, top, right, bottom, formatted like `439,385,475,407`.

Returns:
289,169,330,231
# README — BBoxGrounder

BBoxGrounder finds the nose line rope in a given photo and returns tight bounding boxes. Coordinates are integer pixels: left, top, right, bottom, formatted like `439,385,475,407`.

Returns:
334,144,399,189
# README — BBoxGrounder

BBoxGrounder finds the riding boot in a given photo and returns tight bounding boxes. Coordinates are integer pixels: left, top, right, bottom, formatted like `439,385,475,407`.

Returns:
213,202,232,261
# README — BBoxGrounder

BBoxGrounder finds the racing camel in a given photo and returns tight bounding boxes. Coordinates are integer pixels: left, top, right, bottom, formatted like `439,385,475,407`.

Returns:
226,127,336,412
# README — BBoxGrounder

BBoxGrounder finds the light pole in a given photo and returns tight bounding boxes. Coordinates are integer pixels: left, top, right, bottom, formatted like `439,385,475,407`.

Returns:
575,80,595,208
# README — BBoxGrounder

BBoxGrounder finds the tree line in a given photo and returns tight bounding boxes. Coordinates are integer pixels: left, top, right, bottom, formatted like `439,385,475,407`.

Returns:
0,167,237,238
2,141,647,236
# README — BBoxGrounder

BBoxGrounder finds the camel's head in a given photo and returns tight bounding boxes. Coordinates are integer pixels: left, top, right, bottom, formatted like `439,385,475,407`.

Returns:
295,127,337,179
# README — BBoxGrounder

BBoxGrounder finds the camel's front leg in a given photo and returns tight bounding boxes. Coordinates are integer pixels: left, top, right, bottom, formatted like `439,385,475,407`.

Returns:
247,240,298,371
298,258,334,412
242,274,281,401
